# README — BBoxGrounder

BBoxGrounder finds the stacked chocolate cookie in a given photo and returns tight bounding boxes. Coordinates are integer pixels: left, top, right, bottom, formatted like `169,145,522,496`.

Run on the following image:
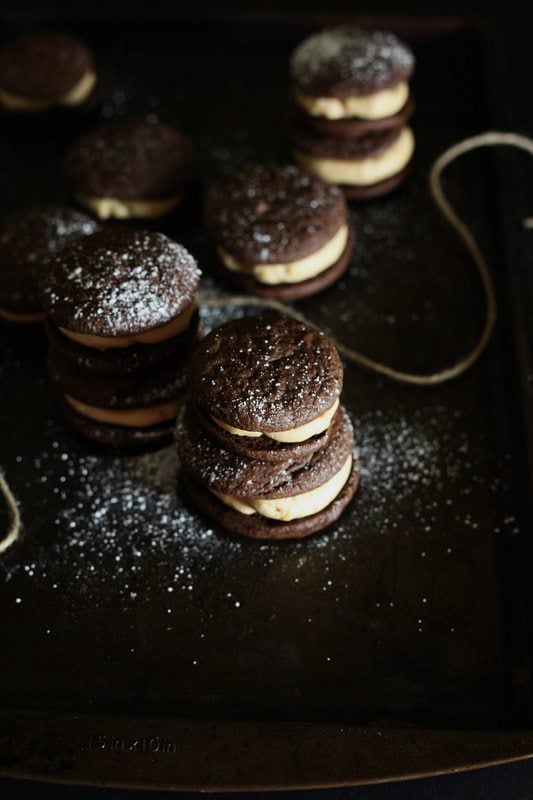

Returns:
289,25,415,199
204,163,354,301
176,315,360,540
40,226,201,448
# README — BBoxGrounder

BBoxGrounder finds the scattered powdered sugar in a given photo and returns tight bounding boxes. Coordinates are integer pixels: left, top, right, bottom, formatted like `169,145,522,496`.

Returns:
2,435,240,610
1,398,518,618
291,25,415,94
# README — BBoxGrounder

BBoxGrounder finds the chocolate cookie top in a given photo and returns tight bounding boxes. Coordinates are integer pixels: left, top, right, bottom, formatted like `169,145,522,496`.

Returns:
177,402,354,499
291,123,404,159
291,26,414,98
191,316,343,432
0,205,97,314
204,163,347,265
40,226,200,337
0,33,94,101
65,122,195,200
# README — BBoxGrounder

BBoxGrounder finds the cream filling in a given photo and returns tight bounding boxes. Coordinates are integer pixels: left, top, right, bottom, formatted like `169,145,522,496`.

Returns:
0,70,96,111
212,453,352,521
218,224,349,285
212,398,339,444
64,394,181,428
0,307,45,323
295,82,409,121
59,297,197,350
75,193,182,220
293,126,414,187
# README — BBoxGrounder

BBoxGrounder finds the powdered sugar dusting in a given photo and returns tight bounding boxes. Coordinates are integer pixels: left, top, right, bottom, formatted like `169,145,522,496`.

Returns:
0,205,98,310
41,227,201,337
193,316,342,431
205,164,346,265
291,25,415,95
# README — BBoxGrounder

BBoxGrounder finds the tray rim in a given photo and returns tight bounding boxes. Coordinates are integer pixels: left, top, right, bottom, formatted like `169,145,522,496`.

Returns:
2,8,533,791
2,709,533,791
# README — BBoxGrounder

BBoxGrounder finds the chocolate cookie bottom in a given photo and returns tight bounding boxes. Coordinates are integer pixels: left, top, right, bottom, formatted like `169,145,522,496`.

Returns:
341,162,413,200
212,227,355,301
183,457,360,540
59,393,181,450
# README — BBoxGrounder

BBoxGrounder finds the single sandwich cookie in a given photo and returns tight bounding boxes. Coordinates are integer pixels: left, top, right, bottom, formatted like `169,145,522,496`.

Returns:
191,315,342,444
204,164,354,299
0,205,98,324
65,121,195,220
292,125,414,197
177,403,359,540
40,226,201,348
45,309,200,375
291,25,415,121
190,396,341,463
58,395,177,450
48,352,188,431
0,32,97,113
290,93,415,139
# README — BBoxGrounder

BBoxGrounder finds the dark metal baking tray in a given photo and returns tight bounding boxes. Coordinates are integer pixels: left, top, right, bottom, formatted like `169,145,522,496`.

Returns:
1,10,533,791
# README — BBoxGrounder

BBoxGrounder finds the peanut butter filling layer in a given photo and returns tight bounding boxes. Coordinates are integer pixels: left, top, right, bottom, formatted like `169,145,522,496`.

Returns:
212,398,340,443
212,453,353,521
59,297,197,350
218,225,349,285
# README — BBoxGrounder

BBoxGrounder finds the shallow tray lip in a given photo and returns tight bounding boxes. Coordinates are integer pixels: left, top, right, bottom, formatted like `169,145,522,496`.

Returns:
2,9,532,792
2,708,533,791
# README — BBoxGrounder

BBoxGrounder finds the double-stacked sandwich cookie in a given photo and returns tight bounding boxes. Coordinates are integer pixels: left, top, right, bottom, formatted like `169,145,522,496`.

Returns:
177,315,360,539
40,226,201,448
0,32,98,114
0,205,98,325
290,25,415,199
65,121,195,220
204,164,354,300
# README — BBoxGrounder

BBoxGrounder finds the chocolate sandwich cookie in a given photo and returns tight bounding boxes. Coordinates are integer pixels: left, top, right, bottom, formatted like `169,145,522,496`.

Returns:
291,124,414,198
291,94,415,140
204,164,354,299
0,32,97,114
177,403,359,540
59,398,176,451
48,352,188,448
65,121,195,220
40,226,200,346
0,205,98,324
48,352,189,410
191,316,342,444
191,397,340,463
291,25,415,122
49,344,190,450
45,309,200,376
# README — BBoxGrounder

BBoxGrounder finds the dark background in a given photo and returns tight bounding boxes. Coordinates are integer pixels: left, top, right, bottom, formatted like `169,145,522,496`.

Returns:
2,0,533,797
